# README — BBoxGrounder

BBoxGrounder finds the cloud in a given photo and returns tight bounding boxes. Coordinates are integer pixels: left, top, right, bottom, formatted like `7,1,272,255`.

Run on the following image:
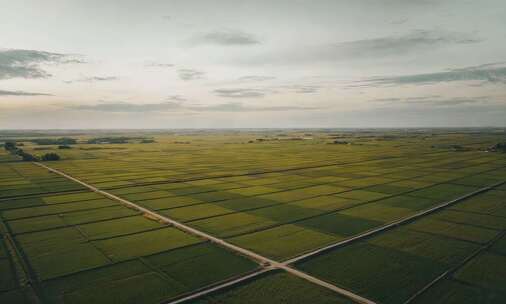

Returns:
0,89,53,96
371,95,498,107
166,95,187,102
178,68,205,81
191,30,260,46
356,62,506,87
280,85,320,94
144,61,174,68
389,18,408,25
213,88,269,98
68,101,318,113
0,48,83,80
190,103,317,112
65,76,118,83
70,101,181,112
249,29,480,65
237,75,276,82
332,29,480,58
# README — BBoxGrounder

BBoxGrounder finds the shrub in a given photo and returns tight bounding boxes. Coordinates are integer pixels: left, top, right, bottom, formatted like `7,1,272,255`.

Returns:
41,153,61,161
19,152,38,161
4,141,16,151
488,142,506,153
140,139,156,143
31,137,77,145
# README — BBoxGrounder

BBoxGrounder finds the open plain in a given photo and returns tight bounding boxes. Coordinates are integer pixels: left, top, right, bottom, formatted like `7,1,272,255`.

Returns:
1,129,505,304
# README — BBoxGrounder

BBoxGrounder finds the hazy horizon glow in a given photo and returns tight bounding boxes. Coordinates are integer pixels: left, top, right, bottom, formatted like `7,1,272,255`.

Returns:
1,0,505,129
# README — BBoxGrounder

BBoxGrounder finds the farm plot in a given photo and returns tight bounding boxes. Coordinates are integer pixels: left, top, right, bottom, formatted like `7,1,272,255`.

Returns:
0,186,258,303
412,235,506,304
0,162,84,198
2,130,506,304
99,154,504,261
190,271,355,304
296,186,505,304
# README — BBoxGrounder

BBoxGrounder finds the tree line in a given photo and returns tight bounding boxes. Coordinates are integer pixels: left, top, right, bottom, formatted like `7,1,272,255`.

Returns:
3,141,61,161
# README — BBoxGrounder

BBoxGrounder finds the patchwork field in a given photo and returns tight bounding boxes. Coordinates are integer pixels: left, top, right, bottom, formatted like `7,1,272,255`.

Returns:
1,129,505,303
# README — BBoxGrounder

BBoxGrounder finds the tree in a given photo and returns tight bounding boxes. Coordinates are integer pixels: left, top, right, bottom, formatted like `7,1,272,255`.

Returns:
41,153,61,161
489,142,506,153
4,141,16,151
19,152,38,161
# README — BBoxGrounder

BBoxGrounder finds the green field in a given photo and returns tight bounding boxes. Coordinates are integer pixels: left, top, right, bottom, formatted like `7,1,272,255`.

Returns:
1,129,505,303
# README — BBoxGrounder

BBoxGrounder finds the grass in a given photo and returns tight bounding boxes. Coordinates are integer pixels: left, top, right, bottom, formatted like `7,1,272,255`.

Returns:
335,190,389,202
160,203,233,222
30,244,111,281
449,191,506,217
0,259,16,291
190,271,355,304
93,227,201,262
229,224,338,260
491,234,506,255
338,203,414,223
297,213,383,237
78,216,165,239
2,130,506,303
2,198,119,220
375,195,437,211
412,278,506,304
61,271,184,304
408,183,478,201
8,214,69,235
146,242,257,290
191,213,276,238
431,210,506,230
408,218,500,244
454,252,506,292
369,227,480,266
297,242,448,304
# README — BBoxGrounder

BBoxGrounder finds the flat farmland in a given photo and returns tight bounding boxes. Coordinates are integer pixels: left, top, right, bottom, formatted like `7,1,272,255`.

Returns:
1,129,505,304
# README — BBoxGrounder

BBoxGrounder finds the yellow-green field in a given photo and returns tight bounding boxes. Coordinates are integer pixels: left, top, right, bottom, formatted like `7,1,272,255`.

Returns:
1,129,505,304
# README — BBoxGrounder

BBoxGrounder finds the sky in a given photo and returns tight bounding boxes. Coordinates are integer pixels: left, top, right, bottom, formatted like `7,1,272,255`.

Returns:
1,0,505,129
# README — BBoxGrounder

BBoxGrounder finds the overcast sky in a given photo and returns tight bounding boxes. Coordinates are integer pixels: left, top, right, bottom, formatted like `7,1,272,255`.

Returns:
1,0,505,129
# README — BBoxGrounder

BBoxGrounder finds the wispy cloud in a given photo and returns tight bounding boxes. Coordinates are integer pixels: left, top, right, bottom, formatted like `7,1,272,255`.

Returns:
178,68,205,81
144,61,174,68
213,88,270,98
332,29,480,58
280,85,321,94
70,101,180,112
0,89,53,96
371,95,498,107
250,29,480,65
0,48,84,80
389,18,408,25
64,76,118,83
191,30,260,46
237,75,276,82
356,62,506,87
68,101,318,113
166,95,187,102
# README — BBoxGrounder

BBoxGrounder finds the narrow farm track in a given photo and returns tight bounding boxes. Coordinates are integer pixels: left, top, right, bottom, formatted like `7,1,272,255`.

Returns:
34,162,377,304
403,228,506,304
285,180,506,264
167,180,506,304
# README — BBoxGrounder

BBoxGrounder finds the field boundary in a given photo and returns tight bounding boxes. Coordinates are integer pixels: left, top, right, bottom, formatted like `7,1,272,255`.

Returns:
34,161,377,304
286,180,505,264
403,224,506,304
64,150,451,191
